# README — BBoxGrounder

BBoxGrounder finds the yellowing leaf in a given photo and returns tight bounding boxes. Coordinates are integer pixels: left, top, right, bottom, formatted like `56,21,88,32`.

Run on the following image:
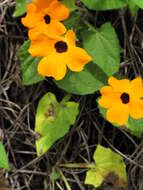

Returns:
35,93,79,156
85,145,127,189
85,169,103,187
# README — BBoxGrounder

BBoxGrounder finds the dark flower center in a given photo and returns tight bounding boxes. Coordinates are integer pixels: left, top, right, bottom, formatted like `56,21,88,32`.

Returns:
120,92,130,104
44,14,51,24
55,41,68,53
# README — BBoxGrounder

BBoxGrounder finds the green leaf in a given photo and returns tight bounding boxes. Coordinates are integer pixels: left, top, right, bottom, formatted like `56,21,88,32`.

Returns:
50,168,61,184
80,0,128,10
18,40,44,86
98,104,107,118
63,11,82,30
126,117,143,137
0,142,9,170
128,0,139,16
132,0,143,8
81,23,121,76
55,63,107,95
85,145,127,188
98,103,143,138
35,93,79,156
61,0,77,11
13,0,27,17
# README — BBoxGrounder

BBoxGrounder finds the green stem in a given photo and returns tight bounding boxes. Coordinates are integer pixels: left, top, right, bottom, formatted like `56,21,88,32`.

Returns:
58,169,72,190
52,182,55,190
57,163,95,169
83,20,97,32
61,94,72,104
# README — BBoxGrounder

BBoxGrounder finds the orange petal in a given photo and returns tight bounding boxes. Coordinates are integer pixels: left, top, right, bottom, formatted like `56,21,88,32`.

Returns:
98,93,121,108
99,86,121,108
45,19,66,36
27,3,36,12
130,77,143,99
29,19,66,40
47,0,69,21
38,53,67,80
67,46,92,72
106,103,129,125
65,30,76,46
108,76,131,93
129,100,143,119
21,3,42,28
28,36,56,57
100,86,113,94
34,0,52,10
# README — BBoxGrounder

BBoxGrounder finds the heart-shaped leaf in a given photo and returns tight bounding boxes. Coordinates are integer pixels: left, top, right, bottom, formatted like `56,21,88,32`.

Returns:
128,0,139,16
81,22,121,76
85,145,127,189
80,0,128,10
35,93,79,156
55,63,107,95
0,142,9,170
61,0,77,11
13,0,27,17
18,40,44,85
132,0,143,8
99,104,143,137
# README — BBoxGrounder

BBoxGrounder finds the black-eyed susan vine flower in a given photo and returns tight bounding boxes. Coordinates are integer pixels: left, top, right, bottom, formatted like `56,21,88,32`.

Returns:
98,76,143,126
21,0,69,40
29,30,92,80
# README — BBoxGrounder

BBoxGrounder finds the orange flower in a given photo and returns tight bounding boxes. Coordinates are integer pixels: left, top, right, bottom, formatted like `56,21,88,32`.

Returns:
29,30,92,80
98,77,143,125
21,0,69,40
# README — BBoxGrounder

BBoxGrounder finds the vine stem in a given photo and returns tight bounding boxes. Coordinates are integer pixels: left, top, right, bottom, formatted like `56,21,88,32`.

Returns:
83,20,97,32
60,94,72,104
57,169,72,190
57,163,95,169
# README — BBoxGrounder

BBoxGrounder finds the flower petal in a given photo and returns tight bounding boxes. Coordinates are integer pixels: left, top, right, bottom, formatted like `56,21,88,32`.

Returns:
98,93,121,108
67,46,92,72
47,0,69,20
28,36,56,57
108,76,131,93
130,77,143,99
21,3,42,28
106,103,129,125
65,30,76,46
34,0,52,10
100,86,113,94
28,19,66,40
129,100,143,119
38,53,67,80
99,86,121,108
